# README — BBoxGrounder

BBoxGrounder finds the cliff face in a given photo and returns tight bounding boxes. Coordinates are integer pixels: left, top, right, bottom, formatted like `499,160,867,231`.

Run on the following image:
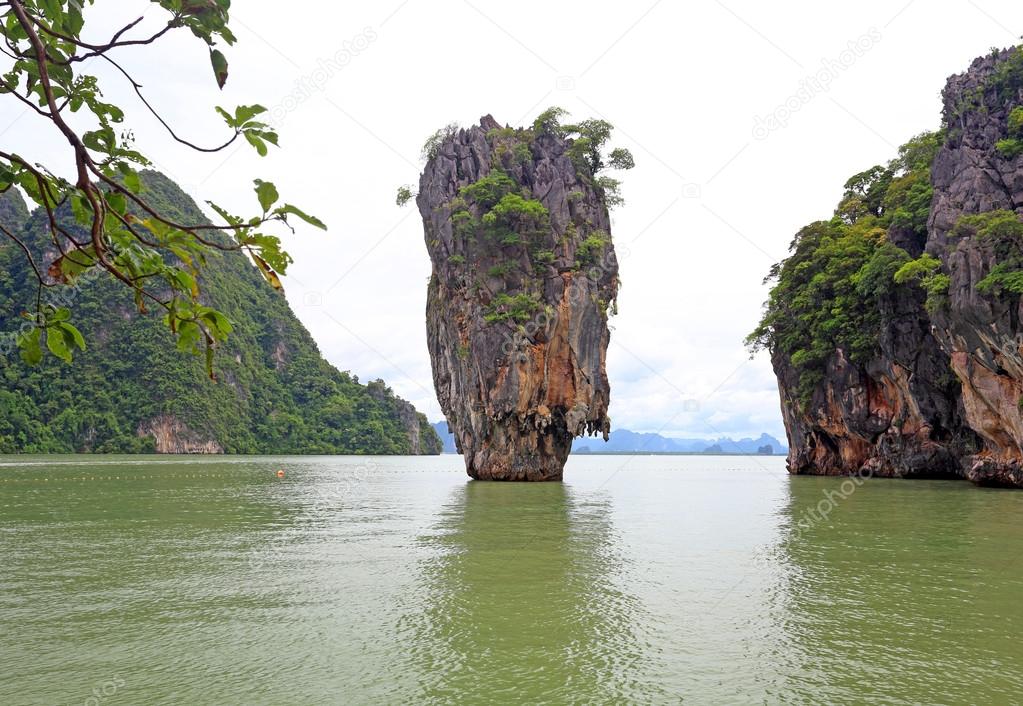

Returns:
137,415,224,454
928,48,1023,484
775,289,975,479
761,46,1023,486
417,115,618,480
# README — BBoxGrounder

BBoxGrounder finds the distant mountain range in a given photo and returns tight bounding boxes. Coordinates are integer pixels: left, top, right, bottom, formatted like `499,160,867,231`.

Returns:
431,422,787,456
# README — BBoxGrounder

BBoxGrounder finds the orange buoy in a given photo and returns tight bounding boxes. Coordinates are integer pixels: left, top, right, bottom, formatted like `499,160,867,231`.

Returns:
276,469,285,478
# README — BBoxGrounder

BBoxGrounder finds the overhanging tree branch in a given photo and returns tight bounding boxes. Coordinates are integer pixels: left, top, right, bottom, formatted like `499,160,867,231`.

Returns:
0,0,323,372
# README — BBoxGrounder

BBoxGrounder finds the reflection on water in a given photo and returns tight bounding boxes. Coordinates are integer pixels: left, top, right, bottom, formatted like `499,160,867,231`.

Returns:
402,481,660,703
774,476,1023,703
0,456,312,705
4,454,1023,704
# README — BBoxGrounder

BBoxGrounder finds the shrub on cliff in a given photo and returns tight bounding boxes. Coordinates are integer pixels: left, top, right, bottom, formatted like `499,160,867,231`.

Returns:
460,171,517,209
484,293,542,324
483,193,550,244
894,254,950,312
534,107,635,205
995,107,1023,159
422,123,460,161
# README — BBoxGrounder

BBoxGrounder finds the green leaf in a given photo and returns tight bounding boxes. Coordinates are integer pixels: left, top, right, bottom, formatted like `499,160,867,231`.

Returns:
39,0,61,20
59,322,86,351
117,163,142,193
18,327,42,366
253,179,279,213
176,320,201,352
46,327,72,363
210,49,229,89
200,308,234,338
70,194,92,226
235,104,267,125
206,200,244,226
275,204,327,230
173,269,199,298
215,105,235,127
244,131,268,156
105,191,127,215
66,5,84,35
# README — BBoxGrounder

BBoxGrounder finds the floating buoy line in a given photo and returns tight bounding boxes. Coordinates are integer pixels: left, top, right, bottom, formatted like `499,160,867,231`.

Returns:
0,473,237,483
0,469,304,483
0,466,757,484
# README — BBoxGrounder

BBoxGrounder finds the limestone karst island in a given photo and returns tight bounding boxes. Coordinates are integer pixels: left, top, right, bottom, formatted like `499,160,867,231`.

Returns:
2,2,1023,703
417,113,621,480
750,47,1023,487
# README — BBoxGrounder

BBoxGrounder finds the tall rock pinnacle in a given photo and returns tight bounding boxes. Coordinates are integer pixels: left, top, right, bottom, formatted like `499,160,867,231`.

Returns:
416,113,623,480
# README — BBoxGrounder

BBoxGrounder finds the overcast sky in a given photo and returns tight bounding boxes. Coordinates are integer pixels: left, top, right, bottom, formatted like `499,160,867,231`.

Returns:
6,0,1023,440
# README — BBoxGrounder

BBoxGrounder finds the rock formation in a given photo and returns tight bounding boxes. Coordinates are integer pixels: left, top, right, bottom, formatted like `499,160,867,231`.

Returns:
927,47,1023,484
758,45,1023,486
773,289,976,480
137,415,224,454
417,115,621,480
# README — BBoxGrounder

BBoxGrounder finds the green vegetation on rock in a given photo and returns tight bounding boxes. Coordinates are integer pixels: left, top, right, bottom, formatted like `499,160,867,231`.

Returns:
751,101,1023,411
422,123,460,161
988,45,1023,96
894,254,950,312
747,132,942,405
953,210,1023,295
451,170,551,249
530,107,635,206
995,106,1023,158
483,292,543,324
949,44,1023,147
408,110,629,343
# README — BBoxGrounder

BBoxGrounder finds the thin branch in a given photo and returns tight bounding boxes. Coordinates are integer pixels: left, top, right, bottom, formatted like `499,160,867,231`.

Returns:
0,79,53,117
0,222,55,288
29,12,178,64
10,0,108,262
100,53,240,153
108,207,159,248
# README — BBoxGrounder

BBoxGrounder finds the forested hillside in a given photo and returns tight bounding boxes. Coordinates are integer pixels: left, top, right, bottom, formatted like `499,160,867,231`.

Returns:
0,172,441,455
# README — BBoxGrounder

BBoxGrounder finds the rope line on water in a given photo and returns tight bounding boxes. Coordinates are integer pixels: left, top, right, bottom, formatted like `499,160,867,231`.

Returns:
0,466,758,484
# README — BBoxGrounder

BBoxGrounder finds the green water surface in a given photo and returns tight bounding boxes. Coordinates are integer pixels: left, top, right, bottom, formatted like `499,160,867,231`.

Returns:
1,454,1021,704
